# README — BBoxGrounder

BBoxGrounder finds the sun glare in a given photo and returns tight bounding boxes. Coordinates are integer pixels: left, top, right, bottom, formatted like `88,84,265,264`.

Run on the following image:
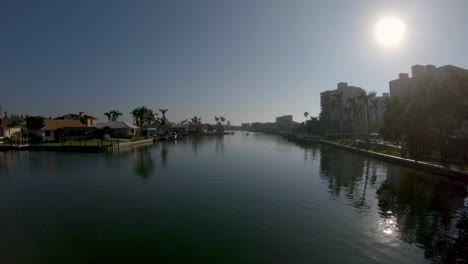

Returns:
375,17,405,47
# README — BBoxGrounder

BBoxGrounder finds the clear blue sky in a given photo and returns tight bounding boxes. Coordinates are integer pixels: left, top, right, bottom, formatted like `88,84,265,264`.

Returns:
2,0,467,125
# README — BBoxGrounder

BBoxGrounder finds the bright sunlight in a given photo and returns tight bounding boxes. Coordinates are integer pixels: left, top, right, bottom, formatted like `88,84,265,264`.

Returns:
375,17,405,47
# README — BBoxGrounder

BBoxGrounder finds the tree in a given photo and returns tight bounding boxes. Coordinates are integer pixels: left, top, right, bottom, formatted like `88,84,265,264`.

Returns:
159,109,168,120
143,109,156,137
214,116,225,134
370,97,381,131
358,72,468,162
345,96,362,144
104,112,112,123
131,106,155,136
157,109,169,134
25,116,46,130
56,128,69,144
304,111,309,121
188,116,202,134
358,91,376,147
110,110,122,121
331,92,345,141
6,114,23,127
131,107,146,127
381,97,405,143
305,116,321,135
79,115,87,125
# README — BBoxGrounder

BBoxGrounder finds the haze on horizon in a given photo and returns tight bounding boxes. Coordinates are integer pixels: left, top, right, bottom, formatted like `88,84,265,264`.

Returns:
2,0,467,125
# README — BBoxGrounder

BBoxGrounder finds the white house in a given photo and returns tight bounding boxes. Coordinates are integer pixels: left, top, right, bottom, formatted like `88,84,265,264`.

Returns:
93,121,139,137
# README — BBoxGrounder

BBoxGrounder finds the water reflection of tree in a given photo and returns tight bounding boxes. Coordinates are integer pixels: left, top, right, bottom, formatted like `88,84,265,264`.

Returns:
376,167,467,263
189,136,212,155
319,145,370,207
215,135,224,154
190,136,201,154
320,146,467,262
134,147,155,179
160,143,168,166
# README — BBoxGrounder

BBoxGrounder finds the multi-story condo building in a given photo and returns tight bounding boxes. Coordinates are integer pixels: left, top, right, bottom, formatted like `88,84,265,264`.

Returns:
320,82,365,134
275,115,293,132
389,64,468,98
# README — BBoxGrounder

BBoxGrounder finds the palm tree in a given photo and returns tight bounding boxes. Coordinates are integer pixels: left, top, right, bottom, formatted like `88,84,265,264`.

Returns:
159,109,168,120
104,112,112,123
131,107,145,127
214,116,225,134
110,110,122,121
157,109,168,133
189,116,202,134
331,92,344,141
131,106,155,136
345,96,362,144
370,98,381,132
144,109,156,137
304,111,309,121
358,91,376,147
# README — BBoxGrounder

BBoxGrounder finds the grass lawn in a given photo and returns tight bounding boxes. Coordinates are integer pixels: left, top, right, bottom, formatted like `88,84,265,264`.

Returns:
40,140,116,147
129,136,147,142
330,139,467,171
331,139,401,157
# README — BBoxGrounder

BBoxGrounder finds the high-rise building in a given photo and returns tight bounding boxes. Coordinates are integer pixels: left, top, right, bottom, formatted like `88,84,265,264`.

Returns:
275,115,293,131
389,64,468,98
241,123,251,130
320,82,365,133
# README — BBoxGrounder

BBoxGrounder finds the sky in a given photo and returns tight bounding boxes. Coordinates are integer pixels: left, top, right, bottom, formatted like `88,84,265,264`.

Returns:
1,0,468,125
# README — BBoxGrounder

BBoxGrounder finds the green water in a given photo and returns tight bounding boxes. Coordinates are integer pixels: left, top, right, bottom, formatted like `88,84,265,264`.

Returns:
1,133,466,263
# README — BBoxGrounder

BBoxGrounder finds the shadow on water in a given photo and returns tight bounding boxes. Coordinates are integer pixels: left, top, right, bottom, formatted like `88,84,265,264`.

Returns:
155,142,169,167
215,135,225,154
318,144,468,264
186,135,224,155
0,151,33,180
134,145,155,179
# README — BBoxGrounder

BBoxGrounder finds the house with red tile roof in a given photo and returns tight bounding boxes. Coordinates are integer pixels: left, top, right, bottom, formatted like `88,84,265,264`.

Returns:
35,119,91,142
54,112,98,127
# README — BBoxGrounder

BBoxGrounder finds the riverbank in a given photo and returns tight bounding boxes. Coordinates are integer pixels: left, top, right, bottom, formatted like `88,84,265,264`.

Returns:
321,140,468,181
29,138,155,153
117,138,155,150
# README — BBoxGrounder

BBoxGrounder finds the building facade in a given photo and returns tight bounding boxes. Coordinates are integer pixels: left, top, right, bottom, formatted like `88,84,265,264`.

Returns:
275,115,293,132
320,82,366,134
389,64,468,99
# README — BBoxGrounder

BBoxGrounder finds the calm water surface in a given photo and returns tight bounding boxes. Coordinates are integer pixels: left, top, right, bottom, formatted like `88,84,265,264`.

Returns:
1,133,467,263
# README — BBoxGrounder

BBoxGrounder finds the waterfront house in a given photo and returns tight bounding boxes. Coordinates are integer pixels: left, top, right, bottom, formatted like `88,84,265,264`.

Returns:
36,119,89,142
55,112,98,127
0,118,22,140
93,121,139,137
172,124,189,135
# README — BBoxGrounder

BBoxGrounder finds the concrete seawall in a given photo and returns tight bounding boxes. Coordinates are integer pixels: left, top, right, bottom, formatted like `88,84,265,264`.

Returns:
32,139,155,152
117,139,155,150
321,140,468,181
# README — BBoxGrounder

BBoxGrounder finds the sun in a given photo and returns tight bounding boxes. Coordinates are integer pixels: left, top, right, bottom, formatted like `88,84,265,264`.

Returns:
375,17,405,46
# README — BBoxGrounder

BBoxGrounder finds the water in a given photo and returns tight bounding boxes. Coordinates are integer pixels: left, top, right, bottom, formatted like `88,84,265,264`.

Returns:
1,133,466,263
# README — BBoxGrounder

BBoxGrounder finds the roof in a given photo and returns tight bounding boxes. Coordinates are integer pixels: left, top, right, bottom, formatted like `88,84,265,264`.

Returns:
93,121,139,129
40,119,87,131
55,113,97,120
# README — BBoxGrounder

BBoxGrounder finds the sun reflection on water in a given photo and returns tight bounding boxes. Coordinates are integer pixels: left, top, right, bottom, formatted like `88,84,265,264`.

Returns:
380,211,397,235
